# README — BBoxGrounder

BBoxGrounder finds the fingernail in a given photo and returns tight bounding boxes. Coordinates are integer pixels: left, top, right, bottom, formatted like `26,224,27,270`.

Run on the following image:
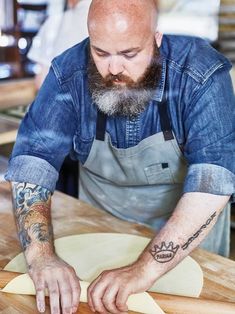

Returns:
38,305,45,313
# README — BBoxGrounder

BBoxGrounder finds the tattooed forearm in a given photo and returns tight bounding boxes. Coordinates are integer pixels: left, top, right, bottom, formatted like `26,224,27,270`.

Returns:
149,212,217,263
181,212,217,250
12,182,53,251
149,242,179,263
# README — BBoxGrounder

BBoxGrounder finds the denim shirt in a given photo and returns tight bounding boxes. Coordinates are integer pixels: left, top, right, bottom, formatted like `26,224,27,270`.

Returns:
5,35,235,196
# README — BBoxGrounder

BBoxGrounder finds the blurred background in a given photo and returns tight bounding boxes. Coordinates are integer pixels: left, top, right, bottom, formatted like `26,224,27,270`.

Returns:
0,0,234,258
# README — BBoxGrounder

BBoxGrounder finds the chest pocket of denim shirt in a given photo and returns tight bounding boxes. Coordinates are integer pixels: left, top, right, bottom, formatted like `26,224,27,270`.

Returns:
144,163,174,185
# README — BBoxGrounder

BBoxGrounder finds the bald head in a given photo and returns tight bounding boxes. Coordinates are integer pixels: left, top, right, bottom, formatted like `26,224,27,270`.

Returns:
88,0,158,38
87,0,162,96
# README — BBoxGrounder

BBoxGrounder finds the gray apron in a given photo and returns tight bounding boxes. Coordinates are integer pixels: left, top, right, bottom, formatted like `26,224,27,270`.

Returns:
79,100,230,257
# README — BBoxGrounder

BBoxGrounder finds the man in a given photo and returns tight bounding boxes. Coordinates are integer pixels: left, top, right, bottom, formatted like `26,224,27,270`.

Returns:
5,0,235,313
28,0,91,88
157,0,220,41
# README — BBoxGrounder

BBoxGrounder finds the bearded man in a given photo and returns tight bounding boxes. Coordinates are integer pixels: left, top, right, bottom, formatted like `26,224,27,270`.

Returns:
5,0,235,313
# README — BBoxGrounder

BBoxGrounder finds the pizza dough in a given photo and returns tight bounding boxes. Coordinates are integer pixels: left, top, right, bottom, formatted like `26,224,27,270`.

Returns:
2,233,204,312
2,276,164,314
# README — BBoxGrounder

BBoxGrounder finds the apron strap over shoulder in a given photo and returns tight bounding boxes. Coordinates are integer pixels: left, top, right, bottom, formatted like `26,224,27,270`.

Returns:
157,100,174,141
96,110,107,141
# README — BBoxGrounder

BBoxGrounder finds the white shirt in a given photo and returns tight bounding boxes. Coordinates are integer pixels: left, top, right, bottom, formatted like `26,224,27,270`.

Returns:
28,0,220,66
157,0,220,42
28,0,91,66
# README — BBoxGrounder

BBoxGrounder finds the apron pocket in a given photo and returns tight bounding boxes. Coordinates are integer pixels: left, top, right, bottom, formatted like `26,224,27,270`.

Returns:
144,163,174,184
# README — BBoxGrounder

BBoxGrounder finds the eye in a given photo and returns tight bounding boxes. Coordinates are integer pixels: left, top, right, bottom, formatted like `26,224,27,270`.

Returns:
123,52,138,59
96,51,109,58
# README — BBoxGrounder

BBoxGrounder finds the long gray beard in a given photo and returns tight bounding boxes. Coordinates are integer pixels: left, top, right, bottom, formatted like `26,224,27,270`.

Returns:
88,45,161,117
92,87,156,116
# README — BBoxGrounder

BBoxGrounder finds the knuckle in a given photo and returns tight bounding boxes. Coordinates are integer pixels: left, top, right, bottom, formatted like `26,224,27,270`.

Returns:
63,264,73,273
117,302,128,312
72,277,80,286
116,300,124,307
54,268,63,275
36,286,44,293
90,290,99,299
61,287,72,295
101,270,109,277
51,306,60,314
102,295,110,304
96,306,106,314
30,271,41,280
50,289,59,296
63,306,72,314
102,271,114,281
68,266,76,274
72,282,80,290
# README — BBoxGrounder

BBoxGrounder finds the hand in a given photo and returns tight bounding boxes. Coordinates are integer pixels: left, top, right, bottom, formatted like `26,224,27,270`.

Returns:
28,254,81,314
67,0,80,9
87,259,157,314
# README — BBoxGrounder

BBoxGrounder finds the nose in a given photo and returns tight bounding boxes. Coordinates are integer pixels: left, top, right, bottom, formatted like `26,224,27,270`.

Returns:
108,56,124,76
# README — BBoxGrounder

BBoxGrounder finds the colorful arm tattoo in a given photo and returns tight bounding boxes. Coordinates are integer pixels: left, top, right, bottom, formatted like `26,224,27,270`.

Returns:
12,182,53,251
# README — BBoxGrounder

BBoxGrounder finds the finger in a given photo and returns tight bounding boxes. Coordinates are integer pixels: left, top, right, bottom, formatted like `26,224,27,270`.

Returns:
116,289,129,312
47,280,60,314
88,280,108,314
35,278,46,313
58,276,73,314
87,274,102,312
101,284,120,314
68,272,81,313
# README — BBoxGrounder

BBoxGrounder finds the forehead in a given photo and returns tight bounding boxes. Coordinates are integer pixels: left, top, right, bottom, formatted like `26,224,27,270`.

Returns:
89,13,154,52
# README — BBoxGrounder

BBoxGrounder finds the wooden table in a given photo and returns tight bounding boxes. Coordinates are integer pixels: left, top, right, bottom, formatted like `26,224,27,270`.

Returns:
0,182,235,313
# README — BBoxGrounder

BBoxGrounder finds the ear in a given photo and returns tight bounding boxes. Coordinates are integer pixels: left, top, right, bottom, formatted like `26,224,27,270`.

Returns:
155,31,163,48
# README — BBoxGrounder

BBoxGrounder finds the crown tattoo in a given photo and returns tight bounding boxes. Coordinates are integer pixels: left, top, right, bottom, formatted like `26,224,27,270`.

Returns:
150,241,179,263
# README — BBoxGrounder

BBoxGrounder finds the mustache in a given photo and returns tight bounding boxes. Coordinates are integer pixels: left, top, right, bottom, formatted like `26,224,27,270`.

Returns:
88,41,161,91
87,43,162,116
104,73,135,87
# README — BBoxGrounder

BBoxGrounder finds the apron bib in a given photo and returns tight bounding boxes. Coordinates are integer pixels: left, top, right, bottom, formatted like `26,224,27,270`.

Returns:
79,100,230,256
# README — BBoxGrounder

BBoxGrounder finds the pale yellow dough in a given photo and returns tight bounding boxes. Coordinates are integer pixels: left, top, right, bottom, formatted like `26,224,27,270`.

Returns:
2,233,204,313
2,276,164,314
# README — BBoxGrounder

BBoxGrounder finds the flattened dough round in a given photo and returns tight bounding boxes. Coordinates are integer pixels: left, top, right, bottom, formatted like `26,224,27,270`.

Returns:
4,233,203,297
2,276,164,314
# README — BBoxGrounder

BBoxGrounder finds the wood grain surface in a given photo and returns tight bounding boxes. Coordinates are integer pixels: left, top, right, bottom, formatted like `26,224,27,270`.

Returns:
0,116,19,145
0,181,235,313
0,79,36,110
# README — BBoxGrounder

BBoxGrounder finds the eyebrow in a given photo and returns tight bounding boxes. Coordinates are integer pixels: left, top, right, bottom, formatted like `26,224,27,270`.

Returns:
92,45,141,54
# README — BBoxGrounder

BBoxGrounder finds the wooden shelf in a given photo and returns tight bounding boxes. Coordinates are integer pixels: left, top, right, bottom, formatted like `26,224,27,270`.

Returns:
17,3,47,11
0,130,18,146
0,0,48,79
0,116,19,146
0,78,36,110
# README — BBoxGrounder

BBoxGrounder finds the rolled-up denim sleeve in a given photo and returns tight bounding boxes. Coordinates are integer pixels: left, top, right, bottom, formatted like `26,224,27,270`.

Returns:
183,68,235,196
5,64,77,192
5,155,59,192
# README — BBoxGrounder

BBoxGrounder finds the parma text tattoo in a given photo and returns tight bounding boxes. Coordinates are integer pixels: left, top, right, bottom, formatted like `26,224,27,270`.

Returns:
149,242,180,263
181,212,217,250
12,183,52,250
